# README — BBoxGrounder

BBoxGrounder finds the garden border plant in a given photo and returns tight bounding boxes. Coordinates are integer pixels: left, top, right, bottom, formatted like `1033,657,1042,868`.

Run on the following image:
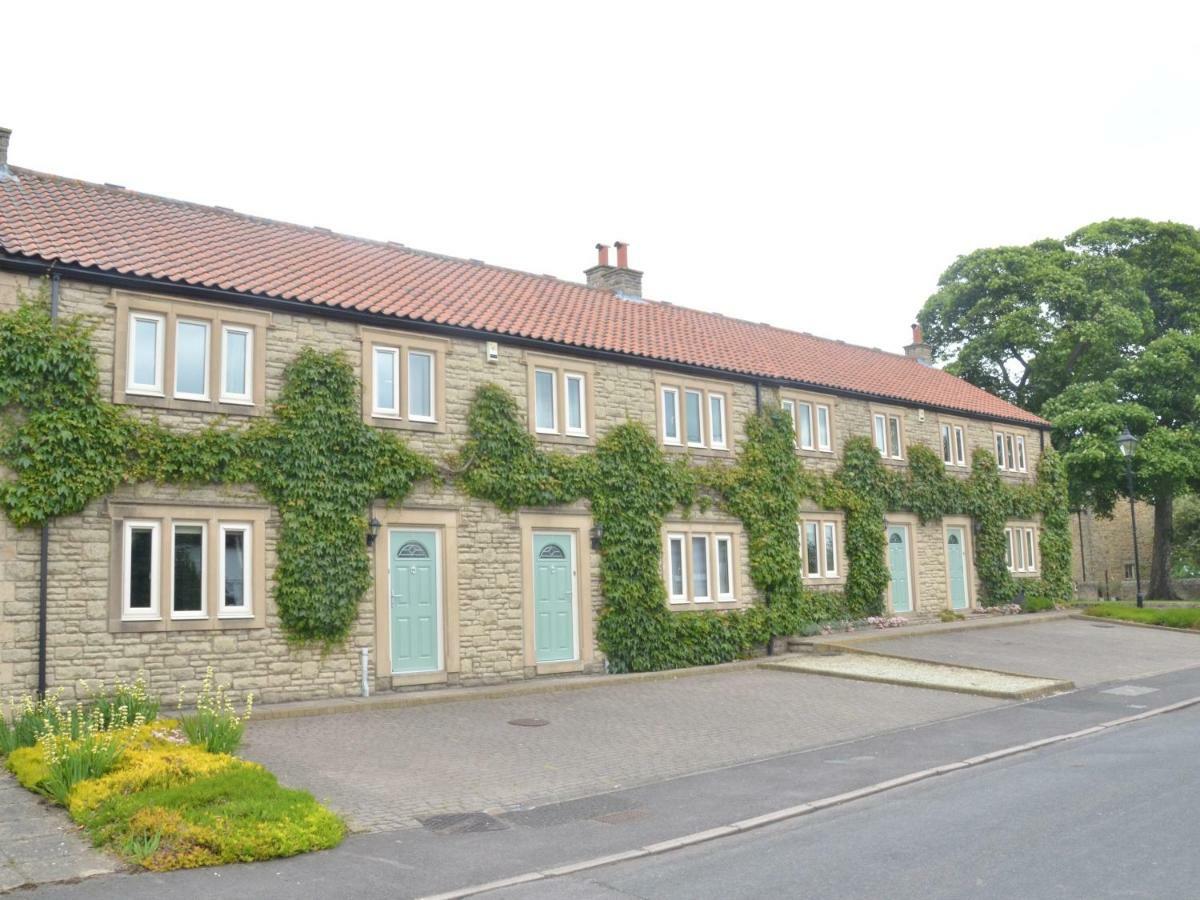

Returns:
1,285,1071,671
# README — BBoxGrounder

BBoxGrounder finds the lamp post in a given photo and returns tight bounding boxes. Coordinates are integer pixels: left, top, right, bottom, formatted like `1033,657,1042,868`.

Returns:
1117,427,1144,608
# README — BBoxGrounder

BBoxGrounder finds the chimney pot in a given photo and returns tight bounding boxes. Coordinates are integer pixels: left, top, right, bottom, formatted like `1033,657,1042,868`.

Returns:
0,127,12,181
911,322,923,344
904,322,931,365
595,243,610,267
614,241,629,269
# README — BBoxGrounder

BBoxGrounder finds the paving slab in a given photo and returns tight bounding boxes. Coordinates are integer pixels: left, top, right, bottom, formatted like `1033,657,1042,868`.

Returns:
855,617,1200,686
762,653,1070,699
240,667,998,833
0,770,117,892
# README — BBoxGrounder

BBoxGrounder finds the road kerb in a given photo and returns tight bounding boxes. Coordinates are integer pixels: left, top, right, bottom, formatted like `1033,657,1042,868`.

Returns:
417,693,1200,900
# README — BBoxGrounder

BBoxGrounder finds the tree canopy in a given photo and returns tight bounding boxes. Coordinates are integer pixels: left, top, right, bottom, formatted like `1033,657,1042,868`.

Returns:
919,218,1200,598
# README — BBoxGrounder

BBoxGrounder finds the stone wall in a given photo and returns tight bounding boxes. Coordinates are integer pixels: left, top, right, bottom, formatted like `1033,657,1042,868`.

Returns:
0,272,1043,702
1071,503,1200,601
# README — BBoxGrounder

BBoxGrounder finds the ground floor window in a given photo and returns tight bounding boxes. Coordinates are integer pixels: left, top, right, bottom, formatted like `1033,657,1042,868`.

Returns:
664,525,741,606
799,517,843,582
1005,525,1038,573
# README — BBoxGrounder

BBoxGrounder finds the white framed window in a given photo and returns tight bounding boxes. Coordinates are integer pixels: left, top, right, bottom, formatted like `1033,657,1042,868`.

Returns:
1016,436,1027,473
715,535,734,601
941,424,954,464
995,433,1007,469
709,394,727,449
888,415,903,459
173,319,210,400
823,522,838,577
219,523,253,617
127,313,166,395
170,522,207,619
220,326,253,404
565,372,587,436
995,430,1029,473
667,534,687,603
1005,434,1016,471
123,520,161,621
797,402,814,450
662,388,681,445
873,414,888,456
816,405,832,452
804,522,820,577
408,351,435,422
533,368,557,433
1024,527,1037,572
372,347,400,418
781,399,797,439
691,534,711,601
684,389,705,447
954,426,966,466
1004,527,1015,570
942,423,967,467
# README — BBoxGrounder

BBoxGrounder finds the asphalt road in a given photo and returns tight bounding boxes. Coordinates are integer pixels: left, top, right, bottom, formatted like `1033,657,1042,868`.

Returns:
494,704,1200,900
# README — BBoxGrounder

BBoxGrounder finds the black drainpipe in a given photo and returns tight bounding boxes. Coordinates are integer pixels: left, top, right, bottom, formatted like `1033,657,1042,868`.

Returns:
754,381,762,414
37,270,59,698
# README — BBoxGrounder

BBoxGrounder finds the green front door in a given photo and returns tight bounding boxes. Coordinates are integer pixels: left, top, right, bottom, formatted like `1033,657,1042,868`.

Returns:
887,525,912,613
533,533,576,663
389,530,439,674
947,526,969,610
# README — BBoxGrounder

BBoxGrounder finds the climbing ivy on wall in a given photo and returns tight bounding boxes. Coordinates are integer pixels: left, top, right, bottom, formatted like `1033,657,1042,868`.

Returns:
1,285,1073,667
0,290,434,647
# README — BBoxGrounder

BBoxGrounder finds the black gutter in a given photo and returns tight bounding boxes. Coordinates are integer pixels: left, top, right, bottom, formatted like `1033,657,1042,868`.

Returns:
37,269,59,698
0,253,1050,431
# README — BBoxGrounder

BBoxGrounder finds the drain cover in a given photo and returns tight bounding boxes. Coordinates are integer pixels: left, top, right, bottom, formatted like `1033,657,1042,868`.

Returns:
420,812,510,834
508,718,549,727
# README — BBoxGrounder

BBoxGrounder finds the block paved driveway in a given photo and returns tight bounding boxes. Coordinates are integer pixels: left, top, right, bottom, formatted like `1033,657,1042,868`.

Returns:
862,618,1200,686
241,668,997,832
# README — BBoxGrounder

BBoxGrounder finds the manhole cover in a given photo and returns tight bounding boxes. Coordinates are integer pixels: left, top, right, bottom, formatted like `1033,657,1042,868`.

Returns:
420,812,510,834
508,718,549,727
1101,685,1159,696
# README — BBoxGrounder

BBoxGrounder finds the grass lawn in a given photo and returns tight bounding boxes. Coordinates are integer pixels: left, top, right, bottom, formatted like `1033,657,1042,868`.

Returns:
1084,602,1200,630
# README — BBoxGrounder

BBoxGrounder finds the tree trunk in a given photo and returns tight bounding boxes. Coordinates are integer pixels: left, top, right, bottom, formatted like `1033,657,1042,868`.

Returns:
1149,493,1178,601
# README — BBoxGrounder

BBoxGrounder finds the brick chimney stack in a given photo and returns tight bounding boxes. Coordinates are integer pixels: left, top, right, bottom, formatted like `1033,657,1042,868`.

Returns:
0,128,13,182
904,322,932,365
585,240,643,300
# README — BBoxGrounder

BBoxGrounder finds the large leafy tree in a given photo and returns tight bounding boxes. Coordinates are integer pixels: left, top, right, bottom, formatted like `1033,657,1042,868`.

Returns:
920,219,1200,599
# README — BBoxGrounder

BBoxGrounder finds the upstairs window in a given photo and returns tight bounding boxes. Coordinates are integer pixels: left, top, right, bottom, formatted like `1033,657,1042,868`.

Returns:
941,423,967,467
873,411,904,459
362,328,447,431
781,395,833,453
658,378,731,452
995,430,1029,473
526,357,593,440
116,293,267,413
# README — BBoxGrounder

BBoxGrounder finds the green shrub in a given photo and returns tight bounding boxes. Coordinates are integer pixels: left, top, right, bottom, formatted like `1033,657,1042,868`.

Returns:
82,672,159,730
1084,603,1200,629
0,691,65,754
37,705,133,805
180,668,253,755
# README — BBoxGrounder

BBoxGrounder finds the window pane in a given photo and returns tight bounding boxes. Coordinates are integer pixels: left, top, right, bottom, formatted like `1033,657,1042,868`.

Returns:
955,428,965,465
685,391,703,445
409,352,433,419
173,525,204,613
691,536,709,597
534,369,556,430
798,403,813,448
1004,529,1013,569
176,321,208,396
874,416,887,455
709,395,725,446
374,348,396,412
663,389,679,441
995,434,1005,467
888,416,902,457
224,329,248,396
224,529,247,608
806,523,819,576
132,317,159,386
942,426,952,463
669,538,684,597
824,523,837,574
1005,435,1015,470
717,538,732,596
566,375,584,432
1025,529,1036,570
782,400,796,440
1016,437,1026,470
817,406,831,450
129,527,154,609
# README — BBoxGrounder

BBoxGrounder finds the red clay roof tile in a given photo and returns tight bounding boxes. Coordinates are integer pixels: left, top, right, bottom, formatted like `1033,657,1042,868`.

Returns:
0,167,1046,426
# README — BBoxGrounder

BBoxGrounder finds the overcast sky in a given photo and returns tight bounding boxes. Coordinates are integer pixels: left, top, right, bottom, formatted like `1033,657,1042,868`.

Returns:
5,1,1199,353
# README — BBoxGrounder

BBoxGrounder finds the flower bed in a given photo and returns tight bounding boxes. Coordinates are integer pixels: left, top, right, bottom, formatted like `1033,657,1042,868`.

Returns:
1,673,343,870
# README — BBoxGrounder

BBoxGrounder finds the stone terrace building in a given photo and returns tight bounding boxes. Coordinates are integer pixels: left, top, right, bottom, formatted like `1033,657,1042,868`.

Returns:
0,129,1050,702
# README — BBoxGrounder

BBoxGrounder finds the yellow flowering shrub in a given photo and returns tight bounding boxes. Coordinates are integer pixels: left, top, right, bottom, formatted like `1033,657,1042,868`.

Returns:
6,744,50,790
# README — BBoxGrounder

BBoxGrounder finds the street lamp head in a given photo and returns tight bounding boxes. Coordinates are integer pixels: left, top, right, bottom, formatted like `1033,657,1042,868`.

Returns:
1117,426,1139,458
